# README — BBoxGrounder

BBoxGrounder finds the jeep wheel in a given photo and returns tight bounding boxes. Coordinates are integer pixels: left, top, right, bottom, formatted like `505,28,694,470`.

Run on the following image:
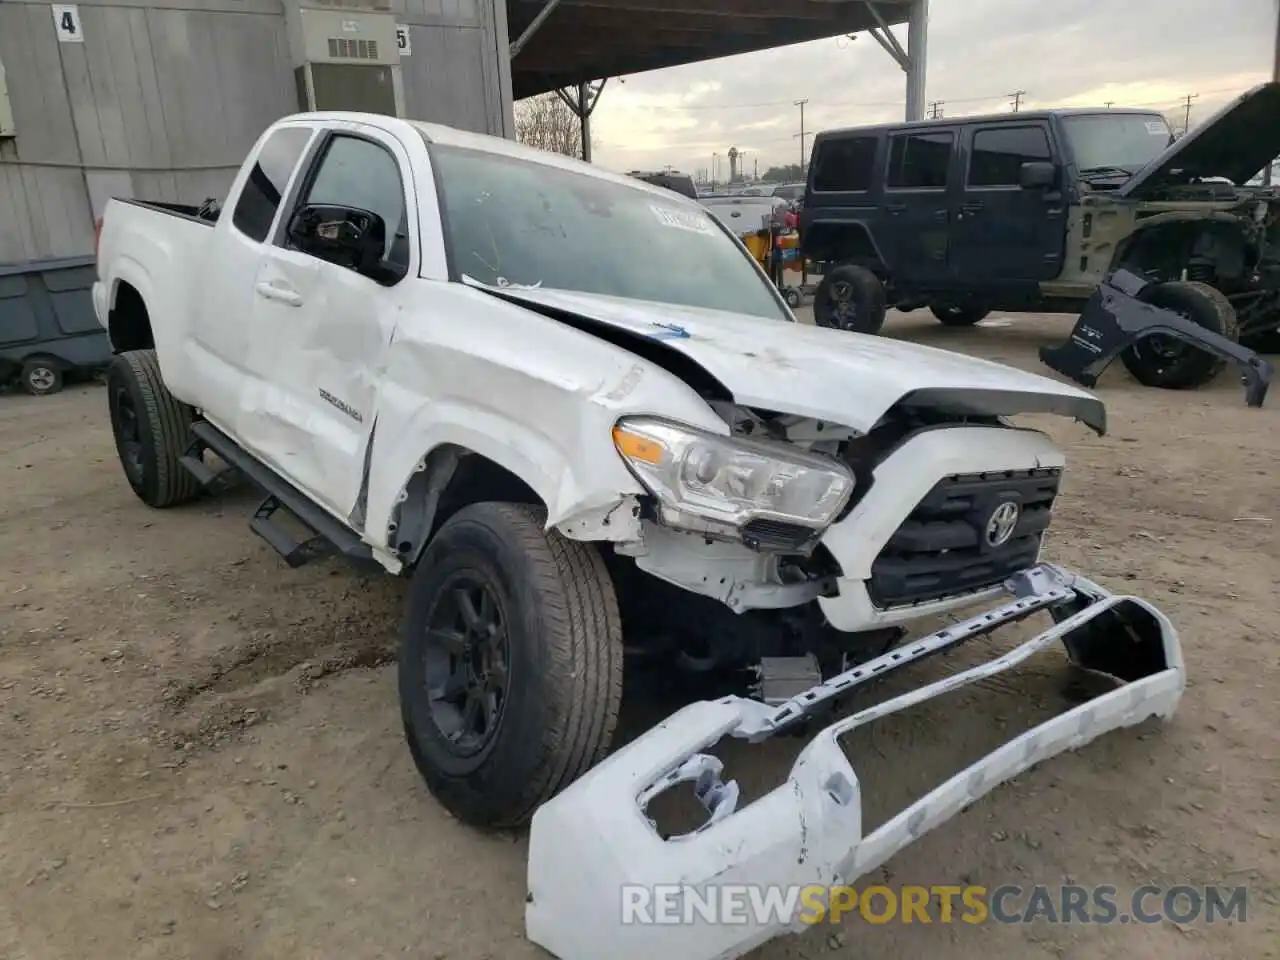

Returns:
1120,281,1238,390
814,265,887,334
399,502,623,828
930,304,990,327
106,350,203,508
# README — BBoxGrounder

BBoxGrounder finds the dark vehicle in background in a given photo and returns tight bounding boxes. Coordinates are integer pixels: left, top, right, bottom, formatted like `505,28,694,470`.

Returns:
800,83,1280,394
0,256,112,395
627,169,698,199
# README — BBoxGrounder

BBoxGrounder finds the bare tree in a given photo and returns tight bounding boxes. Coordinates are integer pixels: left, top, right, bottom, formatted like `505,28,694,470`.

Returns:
514,93,584,158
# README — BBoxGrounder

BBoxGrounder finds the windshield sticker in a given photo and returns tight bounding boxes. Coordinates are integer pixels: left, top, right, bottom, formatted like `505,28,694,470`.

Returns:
650,205,713,234
1145,120,1168,136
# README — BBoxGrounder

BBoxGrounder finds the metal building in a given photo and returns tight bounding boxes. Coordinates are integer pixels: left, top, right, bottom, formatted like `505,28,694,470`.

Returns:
0,0,515,265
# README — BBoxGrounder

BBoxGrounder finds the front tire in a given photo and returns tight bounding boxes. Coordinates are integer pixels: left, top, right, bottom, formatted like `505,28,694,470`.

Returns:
399,502,623,828
106,350,202,507
1119,281,1238,390
813,264,887,334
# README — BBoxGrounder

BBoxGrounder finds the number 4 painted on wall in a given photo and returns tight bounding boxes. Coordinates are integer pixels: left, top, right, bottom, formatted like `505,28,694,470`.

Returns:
52,4,85,43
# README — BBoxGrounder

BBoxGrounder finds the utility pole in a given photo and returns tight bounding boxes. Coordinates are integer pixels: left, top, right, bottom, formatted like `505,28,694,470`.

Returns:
927,99,944,119
1179,93,1199,136
1008,89,1026,112
1268,1,1280,184
794,99,808,171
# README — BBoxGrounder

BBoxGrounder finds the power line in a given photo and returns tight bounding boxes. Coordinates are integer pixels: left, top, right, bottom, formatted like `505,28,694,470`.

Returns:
1008,89,1027,112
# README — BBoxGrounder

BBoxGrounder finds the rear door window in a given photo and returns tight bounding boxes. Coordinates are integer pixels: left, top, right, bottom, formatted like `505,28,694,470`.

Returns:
968,126,1052,186
810,136,879,192
232,127,313,242
885,131,953,190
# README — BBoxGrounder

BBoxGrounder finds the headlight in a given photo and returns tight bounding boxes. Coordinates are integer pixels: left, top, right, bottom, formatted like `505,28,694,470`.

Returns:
611,416,854,538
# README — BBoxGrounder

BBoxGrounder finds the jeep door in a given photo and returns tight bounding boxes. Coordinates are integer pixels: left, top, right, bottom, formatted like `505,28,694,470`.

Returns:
951,122,1066,284
880,128,957,287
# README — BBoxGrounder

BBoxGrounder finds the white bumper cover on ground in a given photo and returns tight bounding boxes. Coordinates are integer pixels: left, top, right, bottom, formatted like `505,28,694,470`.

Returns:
525,564,1185,960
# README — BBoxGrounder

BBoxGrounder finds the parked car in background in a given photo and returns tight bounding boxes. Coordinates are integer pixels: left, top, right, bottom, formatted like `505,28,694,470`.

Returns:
627,170,698,199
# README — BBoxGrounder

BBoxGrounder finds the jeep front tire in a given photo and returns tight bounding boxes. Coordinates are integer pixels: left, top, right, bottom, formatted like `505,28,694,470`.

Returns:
1120,281,1238,390
398,502,623,828
813,264,887,334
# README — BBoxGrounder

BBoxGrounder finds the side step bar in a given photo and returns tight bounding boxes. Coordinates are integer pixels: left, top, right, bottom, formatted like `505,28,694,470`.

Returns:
182,421,374,568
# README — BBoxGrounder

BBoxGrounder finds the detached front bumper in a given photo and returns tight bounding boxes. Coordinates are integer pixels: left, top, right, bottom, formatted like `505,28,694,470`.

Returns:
525,564,1185,960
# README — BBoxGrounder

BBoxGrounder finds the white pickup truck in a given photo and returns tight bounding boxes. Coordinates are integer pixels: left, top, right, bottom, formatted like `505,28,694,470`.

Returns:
95,113,1185,960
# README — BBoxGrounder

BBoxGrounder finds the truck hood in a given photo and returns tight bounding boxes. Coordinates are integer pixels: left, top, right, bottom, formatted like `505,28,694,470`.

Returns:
1118,81,1280,197
467,281,1106,435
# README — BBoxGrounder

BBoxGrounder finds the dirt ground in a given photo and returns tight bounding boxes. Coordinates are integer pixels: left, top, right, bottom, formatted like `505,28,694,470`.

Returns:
1,310,1277,960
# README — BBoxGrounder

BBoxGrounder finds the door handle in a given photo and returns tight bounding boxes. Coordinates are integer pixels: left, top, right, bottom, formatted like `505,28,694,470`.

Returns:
933,209,948,222
254,281,303,307
885,202,907,214
960,201,984,213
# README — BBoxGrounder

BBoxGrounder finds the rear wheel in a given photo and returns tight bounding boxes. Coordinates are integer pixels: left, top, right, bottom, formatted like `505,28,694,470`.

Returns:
399,502,623,828
106,350,202,507
930,304,990,327
1119,281,1238,390
813,264,887,334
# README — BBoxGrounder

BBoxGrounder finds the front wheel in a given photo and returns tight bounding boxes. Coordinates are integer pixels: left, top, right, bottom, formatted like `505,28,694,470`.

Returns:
1119,281,1238,390
399,502,623,828
813,264,887,334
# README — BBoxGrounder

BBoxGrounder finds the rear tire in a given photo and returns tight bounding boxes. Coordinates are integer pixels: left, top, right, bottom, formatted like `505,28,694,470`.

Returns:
1119,281,1238,390
106,350,202,508
399,502,623,828
813,264,887,334
930,304,990,327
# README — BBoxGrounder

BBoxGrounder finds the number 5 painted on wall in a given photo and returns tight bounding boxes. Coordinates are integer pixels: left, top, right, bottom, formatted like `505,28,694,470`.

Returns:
52,4,84,43
395,24,412,56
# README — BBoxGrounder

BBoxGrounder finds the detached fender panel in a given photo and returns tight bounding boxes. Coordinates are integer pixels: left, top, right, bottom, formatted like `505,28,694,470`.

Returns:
1040,269,1273,407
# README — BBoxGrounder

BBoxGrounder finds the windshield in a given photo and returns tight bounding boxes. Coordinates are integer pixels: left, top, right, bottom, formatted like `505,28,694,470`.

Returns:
427,144,788,322
1062,113,1173,175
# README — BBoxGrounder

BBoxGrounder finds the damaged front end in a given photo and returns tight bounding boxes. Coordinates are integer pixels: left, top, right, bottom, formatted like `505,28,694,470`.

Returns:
525,564,1185,960
1040,268,1273,407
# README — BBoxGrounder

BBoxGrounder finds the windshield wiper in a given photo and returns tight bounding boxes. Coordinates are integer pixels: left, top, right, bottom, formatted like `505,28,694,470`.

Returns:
1078,165,1135,181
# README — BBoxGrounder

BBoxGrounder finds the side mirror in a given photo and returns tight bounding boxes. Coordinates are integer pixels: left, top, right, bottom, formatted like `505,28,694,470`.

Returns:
1019,161,1057,189
285,203,407,284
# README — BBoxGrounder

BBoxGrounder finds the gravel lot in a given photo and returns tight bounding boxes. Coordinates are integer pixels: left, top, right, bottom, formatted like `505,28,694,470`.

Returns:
1,309,1277,960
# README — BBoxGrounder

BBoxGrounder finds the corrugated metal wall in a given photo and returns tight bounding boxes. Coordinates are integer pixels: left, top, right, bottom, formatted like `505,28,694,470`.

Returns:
0,0,513,265
0,0,295,263
397,0,508,134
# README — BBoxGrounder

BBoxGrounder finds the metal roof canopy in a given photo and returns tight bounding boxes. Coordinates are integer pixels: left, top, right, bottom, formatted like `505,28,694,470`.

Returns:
509,0,930,123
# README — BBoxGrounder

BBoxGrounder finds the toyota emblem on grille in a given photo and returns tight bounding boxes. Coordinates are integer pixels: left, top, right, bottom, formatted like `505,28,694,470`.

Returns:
984,501,1021,547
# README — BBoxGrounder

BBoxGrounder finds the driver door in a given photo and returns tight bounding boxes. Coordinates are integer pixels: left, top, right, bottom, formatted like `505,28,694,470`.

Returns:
252,126,416,522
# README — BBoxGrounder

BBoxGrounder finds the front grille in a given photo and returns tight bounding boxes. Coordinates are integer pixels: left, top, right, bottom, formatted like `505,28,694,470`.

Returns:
868,468,1061,607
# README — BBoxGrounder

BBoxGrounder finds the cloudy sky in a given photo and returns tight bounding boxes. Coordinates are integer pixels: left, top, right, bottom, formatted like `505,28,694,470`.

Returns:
590,0,1277,178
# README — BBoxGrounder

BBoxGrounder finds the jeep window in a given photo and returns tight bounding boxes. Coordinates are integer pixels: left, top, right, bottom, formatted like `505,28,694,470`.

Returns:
1061,113,1172,176
232,126,314,242
428,144,789,322
886,132,953,190
968,126,1052,186
811,137,878,192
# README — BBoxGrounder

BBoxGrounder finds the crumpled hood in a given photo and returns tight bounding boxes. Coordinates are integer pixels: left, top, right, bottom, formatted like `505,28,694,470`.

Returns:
468,281,1107,435
1119,81,1280,196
